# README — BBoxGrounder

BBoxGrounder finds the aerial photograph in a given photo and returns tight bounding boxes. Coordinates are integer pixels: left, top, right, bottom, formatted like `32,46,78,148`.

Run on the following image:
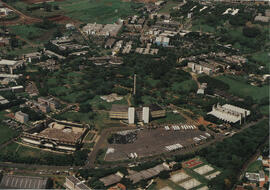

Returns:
0,0,269,189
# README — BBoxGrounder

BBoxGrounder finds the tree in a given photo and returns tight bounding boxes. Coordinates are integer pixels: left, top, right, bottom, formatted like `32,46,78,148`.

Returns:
242,27,261,38
79,103,92,113
158,170,170,179
198,125,206,131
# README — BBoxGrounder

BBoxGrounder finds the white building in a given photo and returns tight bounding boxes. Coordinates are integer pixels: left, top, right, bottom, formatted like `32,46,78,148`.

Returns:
15,111,29,124
188,62,214,75
128,107,135,124
142,107,150,124
208,103,250,124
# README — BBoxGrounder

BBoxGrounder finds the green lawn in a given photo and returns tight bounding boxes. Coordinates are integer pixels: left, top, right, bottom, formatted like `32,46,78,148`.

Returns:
216,75,269,102
0,125,19,145
192,24,215,33
246,160,263,173
8,25,47,43
152,112,186,124
259,105,269,116
172,79,197,93
54,0,140,24
0,142,69,164
158,1,178,14
252,52,270,70
56,111,91,124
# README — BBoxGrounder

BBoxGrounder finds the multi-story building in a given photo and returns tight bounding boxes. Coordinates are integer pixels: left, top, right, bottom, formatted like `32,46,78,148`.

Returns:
65,176,91,190
38,97,59,111
15,111,29,124
110,104,165,124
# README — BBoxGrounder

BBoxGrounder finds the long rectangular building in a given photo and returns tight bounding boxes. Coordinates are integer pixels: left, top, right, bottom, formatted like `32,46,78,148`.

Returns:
0,175,48,189
208,103,250,124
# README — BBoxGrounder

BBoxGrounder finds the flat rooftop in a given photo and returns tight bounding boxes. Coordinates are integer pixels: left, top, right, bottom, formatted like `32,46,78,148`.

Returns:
111,104,129,112
0,59,18,66
38,127,83,143
0,175,48,189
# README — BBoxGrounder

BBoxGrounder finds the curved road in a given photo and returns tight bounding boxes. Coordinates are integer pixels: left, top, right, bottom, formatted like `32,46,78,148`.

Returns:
0,0,41,24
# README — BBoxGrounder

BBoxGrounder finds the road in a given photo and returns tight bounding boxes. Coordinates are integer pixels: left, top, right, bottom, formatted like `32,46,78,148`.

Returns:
0,115,266,172
0,0,41,25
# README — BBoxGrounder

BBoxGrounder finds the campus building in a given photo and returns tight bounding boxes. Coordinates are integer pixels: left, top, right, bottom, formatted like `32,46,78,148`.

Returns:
21,120,88,152
65,176,91,190
0,59,24,74
110,104,166,124
0,174,48,189
38,97,59,111
207,103,250,124
15,111,29,124
188,62,215,75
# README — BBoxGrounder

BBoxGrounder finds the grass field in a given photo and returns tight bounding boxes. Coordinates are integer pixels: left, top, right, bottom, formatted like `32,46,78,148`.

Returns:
172,79,197,94
216,75,269,102
158,1,178,14
0,142,65,160
246,160,263,173
53,0,141,24
9,25,45,41
56,111,93,124
252,51,270,70
152,112,186,124
259,105,269,116
0,125,19,145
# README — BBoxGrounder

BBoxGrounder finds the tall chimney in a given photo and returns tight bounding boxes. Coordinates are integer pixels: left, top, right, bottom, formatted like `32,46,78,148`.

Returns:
133,74,136,95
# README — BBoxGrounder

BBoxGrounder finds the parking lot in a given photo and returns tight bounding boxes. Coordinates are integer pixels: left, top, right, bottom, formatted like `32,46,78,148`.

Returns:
105,126,212,161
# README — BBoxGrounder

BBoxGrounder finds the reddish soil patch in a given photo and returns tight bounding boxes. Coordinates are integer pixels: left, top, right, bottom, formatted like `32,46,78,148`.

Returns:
47,15,71,23
182,158,203,168
5,113,15,119
132,0,158,3
197,116,216,127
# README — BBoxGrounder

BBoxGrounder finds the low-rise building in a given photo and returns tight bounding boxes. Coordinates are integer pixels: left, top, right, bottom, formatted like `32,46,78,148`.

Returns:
128,163,170,184
208,103,250,124
0,95,9,105
105,38,116,49
100,172,123,187
0,174,48,189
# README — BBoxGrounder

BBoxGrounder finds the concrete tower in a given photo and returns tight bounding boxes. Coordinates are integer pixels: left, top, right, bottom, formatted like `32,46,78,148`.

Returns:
142,107,150,124
128,107,135,124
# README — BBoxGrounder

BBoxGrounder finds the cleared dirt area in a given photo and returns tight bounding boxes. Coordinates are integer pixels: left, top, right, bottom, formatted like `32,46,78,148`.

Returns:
105,127,211,161
47,15,71,23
